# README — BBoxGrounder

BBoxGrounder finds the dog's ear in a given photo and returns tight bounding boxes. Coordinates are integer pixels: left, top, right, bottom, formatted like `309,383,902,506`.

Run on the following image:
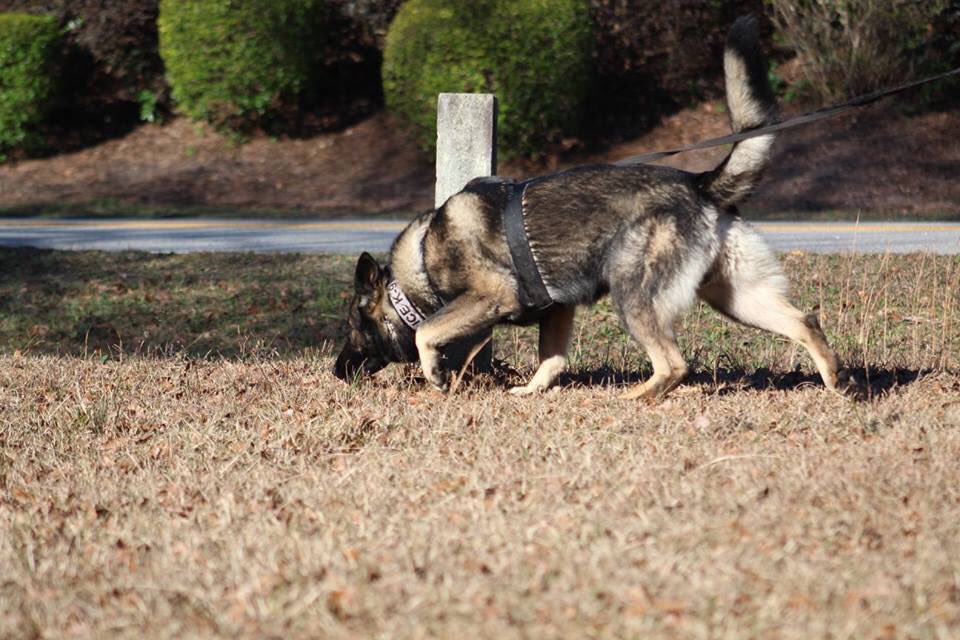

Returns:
354,252,382,304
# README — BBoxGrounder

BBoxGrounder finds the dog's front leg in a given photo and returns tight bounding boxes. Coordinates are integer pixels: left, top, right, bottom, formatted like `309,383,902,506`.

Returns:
510,305,575,396
415,293,509,391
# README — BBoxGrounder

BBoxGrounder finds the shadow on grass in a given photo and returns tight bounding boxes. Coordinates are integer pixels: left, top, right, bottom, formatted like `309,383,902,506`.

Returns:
551,365,935,398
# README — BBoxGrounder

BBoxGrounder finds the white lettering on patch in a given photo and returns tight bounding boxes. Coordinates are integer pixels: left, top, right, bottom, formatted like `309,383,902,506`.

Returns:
387,280,427,330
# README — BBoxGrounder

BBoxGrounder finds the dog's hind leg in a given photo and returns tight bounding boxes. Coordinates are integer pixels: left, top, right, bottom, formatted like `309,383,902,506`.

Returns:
608,224,710,401
617,313,689,401
510,304,576,395
611,268,696,401
699,220,843,392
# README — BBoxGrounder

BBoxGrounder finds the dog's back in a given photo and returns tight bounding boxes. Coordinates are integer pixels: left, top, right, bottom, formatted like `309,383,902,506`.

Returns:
516,15,778,306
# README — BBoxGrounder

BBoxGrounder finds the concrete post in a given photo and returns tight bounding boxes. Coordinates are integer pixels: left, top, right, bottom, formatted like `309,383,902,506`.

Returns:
436,93,497,206
435,93,496,375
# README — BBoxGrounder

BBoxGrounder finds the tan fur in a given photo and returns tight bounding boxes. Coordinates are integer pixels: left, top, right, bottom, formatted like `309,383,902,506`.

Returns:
619,331,688,401
645,223,676,259
724,49,765,129
698,218,842,392
415,290,518,390
390,215,437,306
510,305,576,395
446,192,488,239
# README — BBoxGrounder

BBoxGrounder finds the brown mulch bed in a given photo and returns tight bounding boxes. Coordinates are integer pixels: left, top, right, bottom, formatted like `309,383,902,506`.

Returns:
605,102,960,216
0,102,957,217
0,112,433,216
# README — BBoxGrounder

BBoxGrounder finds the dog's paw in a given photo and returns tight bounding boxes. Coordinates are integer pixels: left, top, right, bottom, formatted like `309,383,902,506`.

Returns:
419,350,449,392
619,387,660,404
424,366,449,392
620,374,683,403
509,382,562,396
509,384,538,396
833,369,867,401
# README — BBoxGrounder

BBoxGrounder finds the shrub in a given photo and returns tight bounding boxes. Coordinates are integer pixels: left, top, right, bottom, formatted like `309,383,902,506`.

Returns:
382,0,593,158
0,0,163,105
334,0,404,48
1,0,399,130
158,0,329,131
768,0,949,101
303,0,404,128
588,0,765,141
64,0,163,102
0,13,60,153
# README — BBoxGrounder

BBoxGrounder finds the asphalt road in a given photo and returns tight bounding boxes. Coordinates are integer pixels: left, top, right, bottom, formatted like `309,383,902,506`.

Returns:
1,218,959,255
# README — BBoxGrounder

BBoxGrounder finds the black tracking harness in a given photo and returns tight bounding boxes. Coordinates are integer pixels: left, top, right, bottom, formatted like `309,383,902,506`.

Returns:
503,182,553,310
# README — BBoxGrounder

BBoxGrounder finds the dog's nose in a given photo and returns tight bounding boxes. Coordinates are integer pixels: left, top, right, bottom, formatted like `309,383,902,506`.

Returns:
333,349,363,380
333,350,357,381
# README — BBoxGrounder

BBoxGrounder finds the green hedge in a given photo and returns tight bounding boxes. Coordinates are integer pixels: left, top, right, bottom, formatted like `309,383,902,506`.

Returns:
383,0,593,158
158,0,328,131
0,13,60,155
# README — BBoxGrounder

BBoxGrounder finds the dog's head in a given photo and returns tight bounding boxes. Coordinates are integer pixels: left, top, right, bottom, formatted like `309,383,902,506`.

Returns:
333,252,418,382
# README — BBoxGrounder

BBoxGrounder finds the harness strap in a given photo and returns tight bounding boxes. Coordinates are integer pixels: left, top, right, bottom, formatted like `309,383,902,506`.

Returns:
503,183,552,309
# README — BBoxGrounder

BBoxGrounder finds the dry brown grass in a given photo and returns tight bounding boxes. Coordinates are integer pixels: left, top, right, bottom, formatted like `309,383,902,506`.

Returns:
2,251,960,638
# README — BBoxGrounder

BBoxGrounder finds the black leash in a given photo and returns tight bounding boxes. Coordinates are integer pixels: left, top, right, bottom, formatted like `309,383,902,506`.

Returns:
614,65,960,166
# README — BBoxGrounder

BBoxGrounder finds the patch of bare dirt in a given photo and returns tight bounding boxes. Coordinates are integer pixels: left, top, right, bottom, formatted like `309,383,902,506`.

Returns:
0,112,433,216
0,101,956,216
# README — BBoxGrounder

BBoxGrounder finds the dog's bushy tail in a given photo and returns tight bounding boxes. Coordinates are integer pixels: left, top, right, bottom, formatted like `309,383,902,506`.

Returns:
702,15,777,208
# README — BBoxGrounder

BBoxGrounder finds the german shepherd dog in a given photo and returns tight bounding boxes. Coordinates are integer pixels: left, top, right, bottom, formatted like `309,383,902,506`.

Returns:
334,16,848,400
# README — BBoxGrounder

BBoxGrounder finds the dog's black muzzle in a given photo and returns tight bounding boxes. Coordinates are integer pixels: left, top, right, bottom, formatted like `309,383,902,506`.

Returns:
332,346,387,382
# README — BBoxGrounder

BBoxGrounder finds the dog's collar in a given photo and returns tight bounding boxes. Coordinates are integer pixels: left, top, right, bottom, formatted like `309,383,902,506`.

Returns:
504,182,553,309
387,279,428,330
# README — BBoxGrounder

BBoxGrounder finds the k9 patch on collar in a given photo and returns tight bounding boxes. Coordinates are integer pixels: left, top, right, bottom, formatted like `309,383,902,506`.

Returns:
387,280,427,330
